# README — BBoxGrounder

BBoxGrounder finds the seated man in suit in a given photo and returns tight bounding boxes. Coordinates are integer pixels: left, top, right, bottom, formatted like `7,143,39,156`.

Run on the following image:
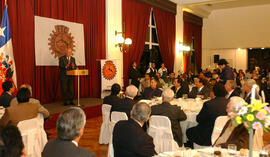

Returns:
188,77,210,99
140,73,150,93
0,88,40,129
113,102,157,157
243,79,257,104
42,107,96,157
0,81,15,108
213,96,263,150
155,73,166,88
10,84,50,119
142,78,162,100
186,83,228,147
151,88,187,147
103,83,121,106
171,78,189,98
225,80,241,99
111,85,137,118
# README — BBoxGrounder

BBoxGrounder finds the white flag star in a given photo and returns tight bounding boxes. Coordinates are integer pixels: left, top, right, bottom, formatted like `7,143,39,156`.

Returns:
0,26,6,37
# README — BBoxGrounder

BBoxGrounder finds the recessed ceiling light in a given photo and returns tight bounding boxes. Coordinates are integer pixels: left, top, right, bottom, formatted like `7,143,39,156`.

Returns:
237,48,241,51
261,48,265,49
249,48,252,50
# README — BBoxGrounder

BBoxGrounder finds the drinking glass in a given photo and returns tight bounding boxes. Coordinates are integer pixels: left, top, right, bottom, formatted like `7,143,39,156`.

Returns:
183,94,188,99
228,144,237,156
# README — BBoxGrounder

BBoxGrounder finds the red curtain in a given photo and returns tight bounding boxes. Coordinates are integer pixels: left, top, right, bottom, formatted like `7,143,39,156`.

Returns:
154,8,175,73
122,0,151,87
183,21,202,72
0,0,106,103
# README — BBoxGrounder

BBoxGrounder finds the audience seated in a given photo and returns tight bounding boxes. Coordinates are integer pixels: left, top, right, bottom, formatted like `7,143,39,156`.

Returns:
0,81,15,108
151,88,187,147
171,78,188,98
140,73,150,93
142,78,162,100
188,77,210,99
0,125,26,157
42,107,96,157
243,79,258,104
146,62,157,77
225,80,241,99
186,83,228,147
10,84,50,118
155,73,165,88
113,102,157,157
111,85,137,118
168,72,175,86
0,88,40,129
103,83,121,106
213,96,262,150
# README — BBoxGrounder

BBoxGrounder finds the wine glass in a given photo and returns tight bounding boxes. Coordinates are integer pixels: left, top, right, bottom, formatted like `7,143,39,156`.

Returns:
228,144,237,156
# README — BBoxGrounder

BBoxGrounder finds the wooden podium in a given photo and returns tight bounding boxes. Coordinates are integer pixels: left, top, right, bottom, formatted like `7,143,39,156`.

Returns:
66,69,88,106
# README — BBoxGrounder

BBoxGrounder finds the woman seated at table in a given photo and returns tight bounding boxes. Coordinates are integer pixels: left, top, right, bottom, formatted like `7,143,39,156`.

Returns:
142,78,162,100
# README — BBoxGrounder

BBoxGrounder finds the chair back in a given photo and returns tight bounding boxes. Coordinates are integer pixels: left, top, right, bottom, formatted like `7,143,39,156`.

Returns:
17,113,47,157
148,115,178,153
99,104,112,144
211,116,228,145
107,112,128,157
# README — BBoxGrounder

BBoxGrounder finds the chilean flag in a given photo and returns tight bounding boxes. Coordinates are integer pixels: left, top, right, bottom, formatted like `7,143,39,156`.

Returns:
0,5,17,94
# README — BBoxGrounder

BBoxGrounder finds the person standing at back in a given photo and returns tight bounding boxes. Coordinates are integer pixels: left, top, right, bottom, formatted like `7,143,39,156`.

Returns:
218,59,234,84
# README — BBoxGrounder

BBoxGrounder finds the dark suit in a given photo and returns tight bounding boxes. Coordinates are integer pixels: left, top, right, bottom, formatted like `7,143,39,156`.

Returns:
111,97,135,118
142,87,162,100
188,86,210,99
113,119,157,157
171,86,188,98
244,92,251,104
42,138,96,157
0,92,14,108
227,89,241,99
186,97,228,146
220,65,234,84
151,102,187,146
213,120,250,150
103,95,121,106
129,67,140,88
59,55,77,104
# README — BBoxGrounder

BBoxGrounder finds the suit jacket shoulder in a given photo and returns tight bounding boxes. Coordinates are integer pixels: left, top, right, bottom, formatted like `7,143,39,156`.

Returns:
113,119,156,157
42,139,96,157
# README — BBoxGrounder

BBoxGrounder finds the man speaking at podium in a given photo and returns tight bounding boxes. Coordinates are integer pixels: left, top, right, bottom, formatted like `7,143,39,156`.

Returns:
59,48,77,106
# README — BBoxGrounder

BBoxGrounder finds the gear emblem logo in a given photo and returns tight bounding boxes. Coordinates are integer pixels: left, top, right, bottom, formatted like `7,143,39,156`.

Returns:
48,25,75,58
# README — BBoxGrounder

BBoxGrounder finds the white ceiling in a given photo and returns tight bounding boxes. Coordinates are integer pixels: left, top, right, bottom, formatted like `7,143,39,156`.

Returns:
170,0,270,17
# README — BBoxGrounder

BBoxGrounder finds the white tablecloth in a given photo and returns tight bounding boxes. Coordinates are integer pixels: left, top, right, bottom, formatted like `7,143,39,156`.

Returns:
140,98,207,143
156,147,260,157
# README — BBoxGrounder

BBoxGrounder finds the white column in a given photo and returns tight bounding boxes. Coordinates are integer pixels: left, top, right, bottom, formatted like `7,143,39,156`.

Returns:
106,0,123,86
174,4,184,74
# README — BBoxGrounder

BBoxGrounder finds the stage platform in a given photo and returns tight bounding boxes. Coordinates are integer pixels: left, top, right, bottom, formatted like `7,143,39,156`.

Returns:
43,98,103,114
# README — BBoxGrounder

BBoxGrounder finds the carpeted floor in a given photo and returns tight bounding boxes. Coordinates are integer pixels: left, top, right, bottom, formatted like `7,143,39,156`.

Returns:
45,104,102,129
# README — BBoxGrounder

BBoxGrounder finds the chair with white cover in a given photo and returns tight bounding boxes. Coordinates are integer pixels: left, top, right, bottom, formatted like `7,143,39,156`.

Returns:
99,104,112,144
108,111,128,157
253,127,264,151
211,116,228,145
17,113,47,157
148,115,179,153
